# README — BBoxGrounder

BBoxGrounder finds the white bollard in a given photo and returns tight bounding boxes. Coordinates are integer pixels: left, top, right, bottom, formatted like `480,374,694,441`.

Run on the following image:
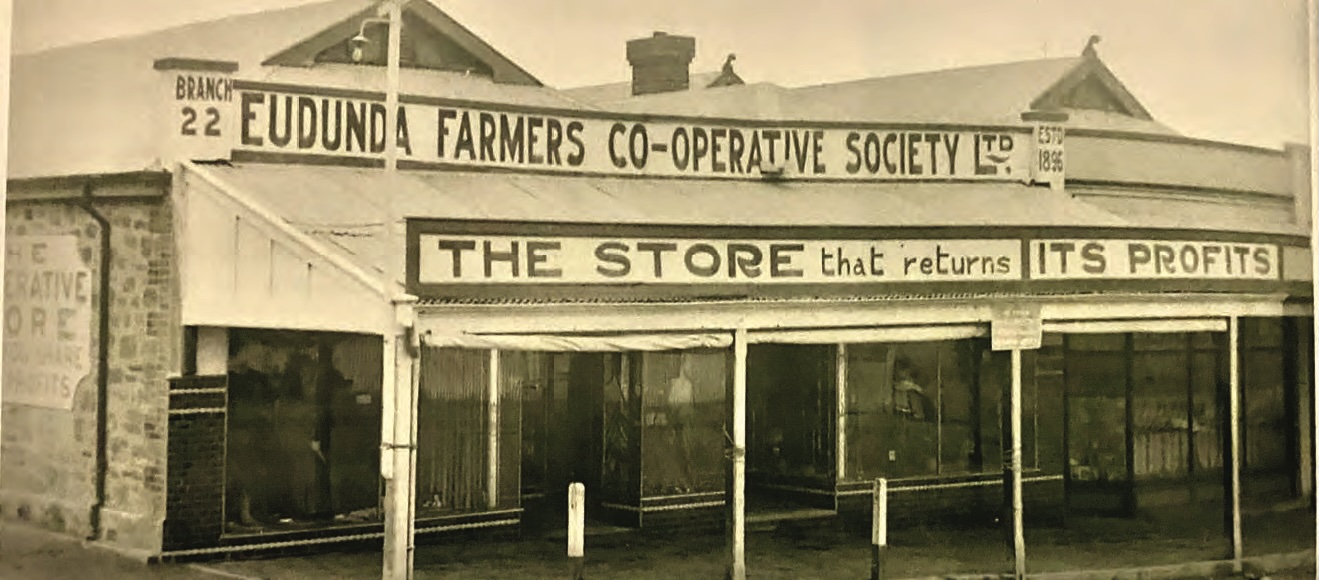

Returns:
871,478,888,580
568,482,585,579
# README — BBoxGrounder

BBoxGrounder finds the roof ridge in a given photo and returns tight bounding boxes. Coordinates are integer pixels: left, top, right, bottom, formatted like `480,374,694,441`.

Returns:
563,69,727,93
789,55,1083,91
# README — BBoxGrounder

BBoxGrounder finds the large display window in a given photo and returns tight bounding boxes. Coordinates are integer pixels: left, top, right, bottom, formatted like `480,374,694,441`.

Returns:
1240,318,1287,473
225,329,382,533
844,338,1030,481
639,349,728,496
415,348,521,515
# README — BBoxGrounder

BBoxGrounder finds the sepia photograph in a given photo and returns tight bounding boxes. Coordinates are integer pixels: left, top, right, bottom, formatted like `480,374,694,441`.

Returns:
0,0,1315,578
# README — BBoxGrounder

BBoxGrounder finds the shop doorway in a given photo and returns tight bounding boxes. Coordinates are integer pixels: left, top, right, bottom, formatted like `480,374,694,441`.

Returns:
1063,332,1131,515
519,352,610,528
746,344,837,513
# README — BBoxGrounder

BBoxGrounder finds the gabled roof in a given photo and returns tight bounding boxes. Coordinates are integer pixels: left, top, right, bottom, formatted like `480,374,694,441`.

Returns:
789,57,1085,123
263,0,542,86
1030,52,1152,120
570,51,1174,134
788,54,1171,133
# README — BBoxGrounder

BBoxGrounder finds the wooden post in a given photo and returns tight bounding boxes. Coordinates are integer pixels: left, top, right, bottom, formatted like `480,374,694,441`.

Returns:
488,349,500,510
1010,348,1026,580
568,482,585,580
870,478,888,580
379,1,408,578
1228,316,1243,566
383,317,416,580
1296,321,1313,498
728,327,748,580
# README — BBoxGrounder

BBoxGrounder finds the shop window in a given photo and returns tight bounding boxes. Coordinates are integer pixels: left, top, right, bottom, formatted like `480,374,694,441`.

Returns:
415,348,521,515
1241,318,1287,472
640,349,728,495
225,330,382,533
1067,331,1227,485
844,339,1026,481
748,344,835,482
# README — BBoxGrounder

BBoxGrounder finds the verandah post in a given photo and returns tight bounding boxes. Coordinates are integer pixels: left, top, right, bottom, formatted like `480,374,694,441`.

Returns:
1227,316,1243,569
1009,348,1025,580
727,327,748,580
487,349,500,510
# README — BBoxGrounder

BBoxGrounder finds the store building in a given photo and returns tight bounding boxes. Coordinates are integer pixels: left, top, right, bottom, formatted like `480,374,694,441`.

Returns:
2,0,1312,561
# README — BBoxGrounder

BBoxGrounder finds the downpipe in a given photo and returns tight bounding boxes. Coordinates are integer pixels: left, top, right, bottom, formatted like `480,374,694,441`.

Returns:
77,181,112,542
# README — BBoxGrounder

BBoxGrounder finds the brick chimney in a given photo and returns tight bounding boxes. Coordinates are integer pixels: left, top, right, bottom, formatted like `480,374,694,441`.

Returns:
627,31,696,96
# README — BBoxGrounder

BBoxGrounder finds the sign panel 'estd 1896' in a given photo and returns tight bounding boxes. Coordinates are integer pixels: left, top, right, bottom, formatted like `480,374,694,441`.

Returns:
232,88,1028,181
415,235,1022,284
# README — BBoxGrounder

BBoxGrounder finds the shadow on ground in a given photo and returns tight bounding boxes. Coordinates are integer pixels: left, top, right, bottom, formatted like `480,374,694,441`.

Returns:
186,506,1314,580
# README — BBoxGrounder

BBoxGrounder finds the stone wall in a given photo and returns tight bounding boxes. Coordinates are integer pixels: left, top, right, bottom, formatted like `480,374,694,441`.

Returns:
2,186,180,555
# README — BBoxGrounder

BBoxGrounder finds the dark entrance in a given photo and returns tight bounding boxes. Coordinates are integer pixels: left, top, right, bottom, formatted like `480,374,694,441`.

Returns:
520,353,610,528
746,344,837,511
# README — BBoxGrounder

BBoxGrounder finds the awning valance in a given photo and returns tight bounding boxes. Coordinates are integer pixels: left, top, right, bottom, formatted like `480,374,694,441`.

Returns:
1041,318,1227,334
749,324,986,344
421,332,733,352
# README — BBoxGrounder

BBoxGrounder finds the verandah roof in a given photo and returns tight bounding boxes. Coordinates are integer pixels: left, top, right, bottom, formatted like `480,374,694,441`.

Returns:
202,162,1137,284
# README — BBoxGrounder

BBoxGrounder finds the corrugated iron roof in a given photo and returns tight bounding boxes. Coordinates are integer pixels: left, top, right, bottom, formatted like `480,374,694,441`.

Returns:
790,58,1084,124
566,57,1178,135
1073,191,1309,237
563,71,727,106
209,162,1133,227
203,162,1138,280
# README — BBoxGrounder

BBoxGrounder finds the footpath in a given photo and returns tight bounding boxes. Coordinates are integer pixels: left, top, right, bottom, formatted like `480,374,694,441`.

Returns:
0,507,1313,579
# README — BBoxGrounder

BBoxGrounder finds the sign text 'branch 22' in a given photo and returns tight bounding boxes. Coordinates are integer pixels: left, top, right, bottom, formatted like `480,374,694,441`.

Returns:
236,91,1025,180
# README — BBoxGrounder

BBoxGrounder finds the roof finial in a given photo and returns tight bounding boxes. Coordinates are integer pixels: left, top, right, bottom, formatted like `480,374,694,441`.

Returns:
722,53,737,75
1082,34,1102,58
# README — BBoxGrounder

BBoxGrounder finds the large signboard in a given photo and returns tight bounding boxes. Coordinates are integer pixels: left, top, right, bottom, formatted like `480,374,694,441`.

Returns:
1029,239,1279,280
223,87,1030,181
416,235,1023,284
410,230,1288,290
3,236,94,409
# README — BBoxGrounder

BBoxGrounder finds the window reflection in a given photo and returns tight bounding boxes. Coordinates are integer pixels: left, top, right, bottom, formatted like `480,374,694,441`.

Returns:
225,330,381,533
641,350,726,495
844,339,1024,481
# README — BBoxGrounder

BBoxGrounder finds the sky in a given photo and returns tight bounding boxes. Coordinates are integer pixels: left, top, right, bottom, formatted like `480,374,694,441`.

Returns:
10,0,1316,149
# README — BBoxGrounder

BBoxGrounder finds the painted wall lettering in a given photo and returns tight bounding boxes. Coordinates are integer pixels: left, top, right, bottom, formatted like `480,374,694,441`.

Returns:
416,235,1021,284
2,236,93,409
1030,239,1279,280
231,87,1029,181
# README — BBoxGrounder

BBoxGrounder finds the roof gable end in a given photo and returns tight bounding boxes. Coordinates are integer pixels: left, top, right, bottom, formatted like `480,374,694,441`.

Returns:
1030,52,1152,120
262,0,542,86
